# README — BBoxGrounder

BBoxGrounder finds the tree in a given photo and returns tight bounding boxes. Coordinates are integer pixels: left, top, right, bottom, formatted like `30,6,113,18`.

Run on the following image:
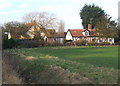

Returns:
23,12,59,32
95,15,118,38
79,4,105,29
23,11,59,39
3,21,29,39
57,20,65,34
23,21,42,39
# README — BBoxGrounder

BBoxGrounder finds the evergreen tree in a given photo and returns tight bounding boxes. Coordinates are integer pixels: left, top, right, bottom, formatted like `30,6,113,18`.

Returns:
79,4,105,29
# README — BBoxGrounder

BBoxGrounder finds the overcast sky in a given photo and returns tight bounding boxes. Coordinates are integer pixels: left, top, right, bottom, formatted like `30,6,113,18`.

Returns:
0,0,119,31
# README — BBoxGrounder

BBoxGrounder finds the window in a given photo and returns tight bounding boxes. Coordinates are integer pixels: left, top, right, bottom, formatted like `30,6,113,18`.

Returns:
109,39,112,42
99,40,103,42
54,38,56,41
4,34,8,39
85,31,89,36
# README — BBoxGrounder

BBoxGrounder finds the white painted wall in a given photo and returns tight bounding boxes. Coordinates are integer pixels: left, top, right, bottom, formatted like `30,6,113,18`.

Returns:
65,31,73,40
107,38,114,44
44,36,47,41
85,37,114,44
26,26,35,39
82,32,85,36
8,32,11,39
4,32,11,39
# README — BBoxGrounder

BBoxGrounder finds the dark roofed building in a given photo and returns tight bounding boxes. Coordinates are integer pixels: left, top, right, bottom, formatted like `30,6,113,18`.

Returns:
44,29,65,44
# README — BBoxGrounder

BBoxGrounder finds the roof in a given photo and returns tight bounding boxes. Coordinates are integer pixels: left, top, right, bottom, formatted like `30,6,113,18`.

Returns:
68,29,96,37
45,29,65,38
46,33,65,38
68,29,84,37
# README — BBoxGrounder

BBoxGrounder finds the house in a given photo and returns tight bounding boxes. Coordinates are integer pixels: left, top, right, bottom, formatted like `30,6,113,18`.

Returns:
19,25,65,44
65,24,114,44
22,24,41,39
4,32,11,39
16,23,115,44
44,29,65,44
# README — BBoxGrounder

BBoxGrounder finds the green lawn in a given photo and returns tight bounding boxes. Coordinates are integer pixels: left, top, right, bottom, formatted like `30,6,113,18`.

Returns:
7,46,118,84
15,46,118,69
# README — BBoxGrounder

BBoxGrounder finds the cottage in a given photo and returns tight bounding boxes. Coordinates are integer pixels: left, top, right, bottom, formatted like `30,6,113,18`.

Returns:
18,23,65,44
65,24,114,44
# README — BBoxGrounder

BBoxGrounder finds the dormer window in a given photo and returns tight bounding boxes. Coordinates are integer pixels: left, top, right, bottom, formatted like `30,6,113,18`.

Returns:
85,30,89,36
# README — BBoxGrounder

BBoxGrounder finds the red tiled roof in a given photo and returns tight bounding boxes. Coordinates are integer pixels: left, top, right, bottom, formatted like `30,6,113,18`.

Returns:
68,29,85,37
68,29,96,37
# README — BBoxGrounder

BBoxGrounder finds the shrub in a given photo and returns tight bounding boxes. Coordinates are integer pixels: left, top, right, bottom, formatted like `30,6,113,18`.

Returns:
65,42,74,46
18,39,44,48
87,42,111,46
3,38,19,49
63,40,74,46
63,40,72,44
74,39,87,46
99,42,111,45
114,42,119,45
87,42,98,46
48,41,63,46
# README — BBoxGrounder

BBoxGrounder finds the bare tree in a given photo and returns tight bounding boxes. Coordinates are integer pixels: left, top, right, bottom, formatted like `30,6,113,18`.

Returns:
3,21,29,39
57,20,65,34
23,12,59,32
22,11,60,40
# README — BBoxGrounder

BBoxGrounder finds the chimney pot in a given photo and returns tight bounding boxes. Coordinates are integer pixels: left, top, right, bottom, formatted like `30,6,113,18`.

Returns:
88,24,92,29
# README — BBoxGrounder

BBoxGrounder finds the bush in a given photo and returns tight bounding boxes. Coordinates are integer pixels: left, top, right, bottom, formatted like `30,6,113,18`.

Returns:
63,40,74,46
3,39,19,49
3,39,46,49
114,42,119,45
18,39,44,48
99,42,111,45
47,41,63,46
65,42,74,46
63,40,72,44
74,39,87,46
87,42,98,46
87,42,111,46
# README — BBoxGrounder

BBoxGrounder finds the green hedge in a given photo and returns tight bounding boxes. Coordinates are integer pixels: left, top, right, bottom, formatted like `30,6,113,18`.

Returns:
18,39,44,48
3,39,19,49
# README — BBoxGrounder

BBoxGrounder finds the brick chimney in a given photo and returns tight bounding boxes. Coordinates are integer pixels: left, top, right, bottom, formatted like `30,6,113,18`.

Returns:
88,24,92,30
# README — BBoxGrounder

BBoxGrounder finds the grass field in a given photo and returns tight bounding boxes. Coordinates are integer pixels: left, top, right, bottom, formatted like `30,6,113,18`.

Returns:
5,46,119,84
15,46,118,69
